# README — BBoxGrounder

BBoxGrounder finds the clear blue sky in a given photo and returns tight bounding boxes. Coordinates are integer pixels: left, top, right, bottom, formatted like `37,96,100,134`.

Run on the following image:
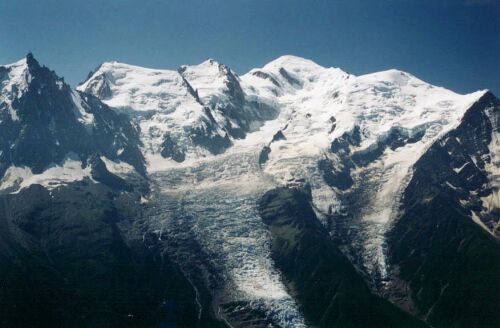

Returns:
1,0,498,94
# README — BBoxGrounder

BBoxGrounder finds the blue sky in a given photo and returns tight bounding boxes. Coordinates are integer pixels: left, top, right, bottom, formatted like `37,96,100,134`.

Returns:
1,0,498,94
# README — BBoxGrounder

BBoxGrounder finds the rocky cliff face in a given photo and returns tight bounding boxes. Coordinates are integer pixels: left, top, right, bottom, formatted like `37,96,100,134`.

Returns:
0,54,146,189
258,186,426,327
385,92,500,327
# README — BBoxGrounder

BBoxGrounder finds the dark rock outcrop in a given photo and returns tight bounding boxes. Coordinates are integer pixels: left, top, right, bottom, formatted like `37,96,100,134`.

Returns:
259,186,427,328
387,91,500,327
160,133,185,162
0,183,207,327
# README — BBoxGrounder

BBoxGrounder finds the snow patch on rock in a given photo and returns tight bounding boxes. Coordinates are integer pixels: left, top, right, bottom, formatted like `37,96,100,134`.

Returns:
101,156,135,176
0,154,93,193
0,57,31,121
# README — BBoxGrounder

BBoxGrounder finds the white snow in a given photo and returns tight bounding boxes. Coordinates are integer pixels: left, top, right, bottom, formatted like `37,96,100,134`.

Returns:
71,90,95,127
100,156,135,176
179,59,234,104
77,61,225,162
1,57,31,121
0,154,93,193
453,162,469,173
79,62,199,114
471,211,495,237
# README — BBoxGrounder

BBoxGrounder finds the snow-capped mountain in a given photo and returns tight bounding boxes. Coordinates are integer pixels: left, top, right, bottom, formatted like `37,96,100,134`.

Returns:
0,54,145,193
78,59,277,168
1,54,498,328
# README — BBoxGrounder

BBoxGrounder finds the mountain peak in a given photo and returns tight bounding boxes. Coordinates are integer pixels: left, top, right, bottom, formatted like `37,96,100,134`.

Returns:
262,55,324,71
243,55,348,92
183,58,233,75
24,52,41,71
26,52,35,62
2,56,27,70
179,58,241,101
1,57,33,116
200,58,220,66
355,68,432,89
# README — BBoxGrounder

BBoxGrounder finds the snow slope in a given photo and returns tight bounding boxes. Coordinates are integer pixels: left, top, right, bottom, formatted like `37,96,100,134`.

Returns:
0,155,93,193
79,62,228,164
179,59,236,104
0,57,31,121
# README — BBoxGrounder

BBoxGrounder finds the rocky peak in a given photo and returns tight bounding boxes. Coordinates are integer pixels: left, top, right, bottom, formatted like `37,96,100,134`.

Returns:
25,52,40,70
0,56,145,182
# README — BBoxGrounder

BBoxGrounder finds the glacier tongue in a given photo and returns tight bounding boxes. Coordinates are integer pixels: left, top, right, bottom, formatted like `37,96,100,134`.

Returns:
145,151,307,326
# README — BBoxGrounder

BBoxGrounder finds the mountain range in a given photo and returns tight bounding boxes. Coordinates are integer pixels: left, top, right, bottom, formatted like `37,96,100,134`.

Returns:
0,53,498,327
